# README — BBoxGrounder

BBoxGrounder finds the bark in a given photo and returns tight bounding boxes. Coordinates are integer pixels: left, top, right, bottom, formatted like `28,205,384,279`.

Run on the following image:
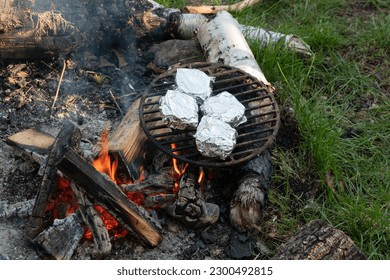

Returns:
196,11,272,89
272,220,367,260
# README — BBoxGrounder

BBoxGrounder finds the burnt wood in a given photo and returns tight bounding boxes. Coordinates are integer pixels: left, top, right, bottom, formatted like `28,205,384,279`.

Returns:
0,0,152,59
166,167,220,228
25,120,79,240
56,148,162,248
70,182,111,257
272,220,367,260
33,211,84,260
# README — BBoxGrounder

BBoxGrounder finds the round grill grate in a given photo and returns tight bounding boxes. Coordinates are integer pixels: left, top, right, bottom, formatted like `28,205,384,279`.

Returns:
139,62,280,168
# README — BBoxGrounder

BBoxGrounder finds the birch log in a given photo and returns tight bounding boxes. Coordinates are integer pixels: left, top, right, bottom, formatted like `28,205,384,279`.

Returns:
168,13,312,56
197,11,272,89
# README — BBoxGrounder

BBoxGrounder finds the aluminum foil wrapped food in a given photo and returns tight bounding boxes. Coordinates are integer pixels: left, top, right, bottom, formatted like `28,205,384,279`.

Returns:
175,68,214,104
194,116,237,160
159,90,199,130
200,91,247,127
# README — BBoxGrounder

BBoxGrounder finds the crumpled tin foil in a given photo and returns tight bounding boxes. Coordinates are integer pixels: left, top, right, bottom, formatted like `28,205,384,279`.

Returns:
200,91,247,127
159,90,199,130
175,68,214,104
194,116,237,160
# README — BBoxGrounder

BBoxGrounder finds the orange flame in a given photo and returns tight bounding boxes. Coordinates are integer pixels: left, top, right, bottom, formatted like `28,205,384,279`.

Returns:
93,132,118,181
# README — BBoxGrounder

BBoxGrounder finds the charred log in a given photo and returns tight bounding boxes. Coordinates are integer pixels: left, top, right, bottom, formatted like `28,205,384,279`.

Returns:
272,220,367,260
25,120,79,241
56,148,162,248
166,167,219,228
70,182,111,257
0,0,153,59
33,211,84,260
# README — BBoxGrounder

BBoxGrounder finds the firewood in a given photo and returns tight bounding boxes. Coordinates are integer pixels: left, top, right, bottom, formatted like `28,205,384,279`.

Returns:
70,182,111,257
33,211,84,260
166,167,219,228
56,148,163,248
272,220,367,260
108,98,153,179
25,120,80,241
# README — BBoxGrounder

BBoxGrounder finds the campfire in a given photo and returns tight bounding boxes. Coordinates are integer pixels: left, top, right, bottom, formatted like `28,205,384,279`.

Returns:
1,0,286,260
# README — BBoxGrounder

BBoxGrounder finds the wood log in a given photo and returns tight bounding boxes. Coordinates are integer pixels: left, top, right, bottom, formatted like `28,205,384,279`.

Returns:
25,120,79,240
196,11,272,90
183,0,262,14
70,182,111,257
56,148,162,248
33,211,84,260
108,98,152,179
166,167,219,228
272,220,367,260
0,0,152,59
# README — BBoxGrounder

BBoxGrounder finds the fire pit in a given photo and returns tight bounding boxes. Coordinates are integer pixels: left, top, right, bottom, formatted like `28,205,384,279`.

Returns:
140,62,280,168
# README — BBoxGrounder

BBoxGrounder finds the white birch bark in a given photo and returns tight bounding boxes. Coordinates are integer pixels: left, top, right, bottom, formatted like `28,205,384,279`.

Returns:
197,11,272,88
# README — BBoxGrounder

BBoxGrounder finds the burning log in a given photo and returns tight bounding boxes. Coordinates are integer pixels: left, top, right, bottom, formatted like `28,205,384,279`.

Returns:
70,182,111,257
166,167,220,228
56,148,163,248
272,220,367,260
108,98,152,178
25,120,80,241
33,211,84,260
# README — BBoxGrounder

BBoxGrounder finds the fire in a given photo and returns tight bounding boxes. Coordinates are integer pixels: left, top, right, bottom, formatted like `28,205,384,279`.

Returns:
93,131,119,182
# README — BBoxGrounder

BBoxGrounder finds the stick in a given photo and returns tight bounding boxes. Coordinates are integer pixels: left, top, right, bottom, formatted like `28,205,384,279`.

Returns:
184,0,262,14
109,90,123,115
51,60,67,110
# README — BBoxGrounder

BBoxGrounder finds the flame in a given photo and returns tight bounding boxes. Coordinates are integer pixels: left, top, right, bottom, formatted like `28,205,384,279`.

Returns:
93,131,118,181
198,167,205,185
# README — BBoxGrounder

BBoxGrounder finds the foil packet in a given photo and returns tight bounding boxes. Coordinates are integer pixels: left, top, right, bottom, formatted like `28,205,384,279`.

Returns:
175,68,214,104
200,91,247,127
159,90,199,130
194,116,237,160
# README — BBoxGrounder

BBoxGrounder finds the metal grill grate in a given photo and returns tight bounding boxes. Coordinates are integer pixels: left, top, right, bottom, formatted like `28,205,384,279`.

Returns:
139,62,280,168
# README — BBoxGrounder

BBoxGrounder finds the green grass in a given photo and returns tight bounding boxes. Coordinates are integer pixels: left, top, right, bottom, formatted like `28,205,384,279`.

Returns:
156,0,390,259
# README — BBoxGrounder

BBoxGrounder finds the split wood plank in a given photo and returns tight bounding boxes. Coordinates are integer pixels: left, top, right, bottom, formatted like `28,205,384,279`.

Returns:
56,148,162,248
